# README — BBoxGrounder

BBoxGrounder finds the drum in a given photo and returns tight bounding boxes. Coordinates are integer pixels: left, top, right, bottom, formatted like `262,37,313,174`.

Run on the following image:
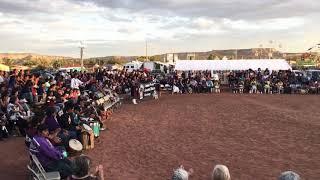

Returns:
83,124,92,132
69,139,83,156
173,85,180,93
81,124,95,150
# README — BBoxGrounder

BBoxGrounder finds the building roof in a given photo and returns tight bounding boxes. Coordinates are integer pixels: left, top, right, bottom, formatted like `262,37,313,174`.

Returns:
175,59,291,71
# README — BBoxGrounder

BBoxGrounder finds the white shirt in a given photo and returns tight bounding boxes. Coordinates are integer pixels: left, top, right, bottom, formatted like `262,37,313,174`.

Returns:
71,78,83,89
213,74,219,81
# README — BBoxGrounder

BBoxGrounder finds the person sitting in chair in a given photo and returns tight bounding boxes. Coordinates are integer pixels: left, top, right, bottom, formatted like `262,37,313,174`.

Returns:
250,79,257,94
172,165,193,180
59,104,82,140
206,78,214,93
211,164,230,180
44,107,77,147
276,80,284,94
69,155,104,180
0,112,8,140
172,81,181,94
278,171,300,180
214,80,220,93
190,79,198,93
7,96,29,136
264,79,272,94
238,80,244,94
31,124,73,179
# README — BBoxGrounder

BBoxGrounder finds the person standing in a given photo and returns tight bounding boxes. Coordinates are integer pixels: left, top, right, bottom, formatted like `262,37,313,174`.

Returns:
131,78,139,105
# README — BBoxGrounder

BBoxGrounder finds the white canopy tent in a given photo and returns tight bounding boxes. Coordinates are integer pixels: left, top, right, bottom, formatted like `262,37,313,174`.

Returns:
175,59,291,71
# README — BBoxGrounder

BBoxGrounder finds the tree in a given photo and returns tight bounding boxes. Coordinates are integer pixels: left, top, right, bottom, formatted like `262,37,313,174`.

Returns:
147,56,161,62
35,65,47,71
2,57,15,66
214,55,221,60
208,54,214,60
108,57,123,65
52,60,62,69
137,56,146,61
23,60,38,67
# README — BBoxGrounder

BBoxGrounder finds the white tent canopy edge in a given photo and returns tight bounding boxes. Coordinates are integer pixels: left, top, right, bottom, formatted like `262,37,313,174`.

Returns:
175,59,292,71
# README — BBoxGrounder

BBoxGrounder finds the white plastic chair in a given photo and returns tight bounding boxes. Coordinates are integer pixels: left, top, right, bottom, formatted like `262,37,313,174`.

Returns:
28,153,61,180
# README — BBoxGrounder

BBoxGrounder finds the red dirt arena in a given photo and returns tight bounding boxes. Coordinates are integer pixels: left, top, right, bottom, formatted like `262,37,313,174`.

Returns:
0,94,320,180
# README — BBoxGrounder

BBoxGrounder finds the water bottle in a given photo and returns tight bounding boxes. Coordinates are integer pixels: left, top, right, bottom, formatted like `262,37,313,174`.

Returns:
96,122,100,137
93,122,98,137
63,151,68,158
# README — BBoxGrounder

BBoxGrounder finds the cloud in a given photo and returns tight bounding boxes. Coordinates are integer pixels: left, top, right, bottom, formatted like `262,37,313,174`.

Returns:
222,17,305,31
0,0,318,56
71,0,320,20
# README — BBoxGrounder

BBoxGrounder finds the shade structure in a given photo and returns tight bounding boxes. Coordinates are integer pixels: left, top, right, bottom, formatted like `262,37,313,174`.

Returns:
0,64,10,71
175,59,291,71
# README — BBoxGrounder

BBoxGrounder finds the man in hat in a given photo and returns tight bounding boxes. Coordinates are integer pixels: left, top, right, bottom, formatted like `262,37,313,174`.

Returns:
30,124,73,178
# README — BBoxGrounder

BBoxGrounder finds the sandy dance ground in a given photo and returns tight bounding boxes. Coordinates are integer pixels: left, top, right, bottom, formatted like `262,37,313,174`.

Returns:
1,94,320,180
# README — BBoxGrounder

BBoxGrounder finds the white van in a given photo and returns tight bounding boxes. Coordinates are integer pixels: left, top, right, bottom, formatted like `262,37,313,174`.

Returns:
123,61,143,72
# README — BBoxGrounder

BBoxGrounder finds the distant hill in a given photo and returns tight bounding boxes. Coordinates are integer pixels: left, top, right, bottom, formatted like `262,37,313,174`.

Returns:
161,48,299,60
0,53,70,60
86,56,136,64
0,49,306,68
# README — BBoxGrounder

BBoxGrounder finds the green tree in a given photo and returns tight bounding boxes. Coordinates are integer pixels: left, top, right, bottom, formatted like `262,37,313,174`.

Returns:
214,55,221,60
149,56,155,61
149,55,161,62
2,58,15,66
208,54,214,60
23,60,38,67
137,56,146,61
35,65,47,71
52,60,62,69
108,57,123,64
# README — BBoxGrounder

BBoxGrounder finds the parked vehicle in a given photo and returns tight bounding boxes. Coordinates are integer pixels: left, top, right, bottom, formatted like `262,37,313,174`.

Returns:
123,61,143,72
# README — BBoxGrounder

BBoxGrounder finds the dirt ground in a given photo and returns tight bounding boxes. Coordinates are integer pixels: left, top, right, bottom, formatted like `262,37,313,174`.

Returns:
1,94,320,180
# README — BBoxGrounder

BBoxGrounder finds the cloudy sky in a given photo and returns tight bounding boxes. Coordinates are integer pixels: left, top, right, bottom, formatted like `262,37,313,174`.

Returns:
0,0,319,57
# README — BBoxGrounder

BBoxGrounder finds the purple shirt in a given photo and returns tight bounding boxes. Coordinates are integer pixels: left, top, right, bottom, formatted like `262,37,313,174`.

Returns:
45,116,61,132
32,135,63,167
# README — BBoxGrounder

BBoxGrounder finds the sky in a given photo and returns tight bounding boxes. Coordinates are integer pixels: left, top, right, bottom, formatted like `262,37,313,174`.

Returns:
0,0,319,57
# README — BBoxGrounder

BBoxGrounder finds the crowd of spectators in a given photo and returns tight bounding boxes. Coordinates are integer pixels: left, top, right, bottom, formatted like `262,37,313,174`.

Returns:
0,67,310,179
156,69,320,95
0,68,161,179
228,68,320,94
0,69,126,179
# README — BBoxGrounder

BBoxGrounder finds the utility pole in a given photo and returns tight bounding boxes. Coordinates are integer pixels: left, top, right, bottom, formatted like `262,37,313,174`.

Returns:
79,41,85,72
80,47,84,70
146,41,148,61
235,49,238,59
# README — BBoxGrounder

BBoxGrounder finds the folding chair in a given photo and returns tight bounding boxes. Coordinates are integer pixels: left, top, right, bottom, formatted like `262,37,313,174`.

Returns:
28,153,61,180
104,103,113,111
98,98,105,104
103,96,110,102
